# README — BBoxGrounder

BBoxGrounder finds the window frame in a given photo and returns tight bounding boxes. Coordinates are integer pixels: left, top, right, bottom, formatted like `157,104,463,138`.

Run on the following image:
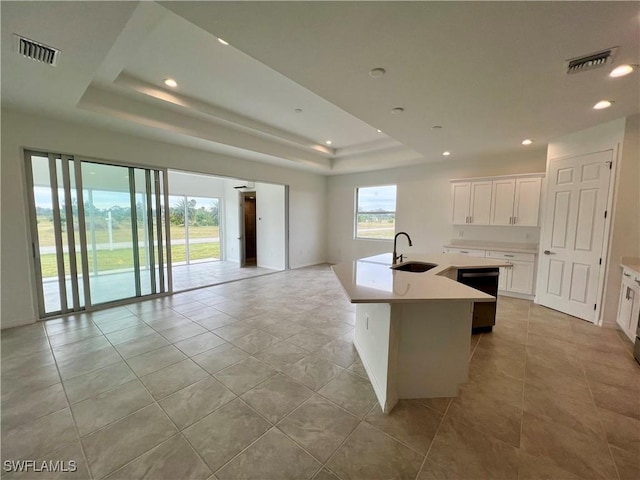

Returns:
354,184,397,241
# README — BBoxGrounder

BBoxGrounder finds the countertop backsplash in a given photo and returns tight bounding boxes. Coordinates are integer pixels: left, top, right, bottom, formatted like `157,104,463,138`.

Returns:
451,224,540,245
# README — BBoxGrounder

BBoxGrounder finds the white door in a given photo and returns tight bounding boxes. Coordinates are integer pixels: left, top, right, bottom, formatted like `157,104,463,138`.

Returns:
451,182,471,224
513,177,542,226
469,181,492,225
537,151,612,322
490,179,515,225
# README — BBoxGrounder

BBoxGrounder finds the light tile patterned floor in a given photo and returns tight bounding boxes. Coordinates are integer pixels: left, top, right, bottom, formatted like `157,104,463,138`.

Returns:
2,265,639,479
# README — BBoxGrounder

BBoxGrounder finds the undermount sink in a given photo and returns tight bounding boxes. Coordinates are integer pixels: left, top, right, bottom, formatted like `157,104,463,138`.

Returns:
391,261,438,273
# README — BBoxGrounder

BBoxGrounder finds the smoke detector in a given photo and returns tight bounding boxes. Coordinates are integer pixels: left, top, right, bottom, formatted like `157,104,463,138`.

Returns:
566,47,617,74
13,34,60,66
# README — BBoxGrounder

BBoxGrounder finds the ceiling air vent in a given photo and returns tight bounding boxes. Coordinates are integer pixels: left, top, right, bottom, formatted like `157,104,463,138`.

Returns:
566,47,617,74
13,34,60,66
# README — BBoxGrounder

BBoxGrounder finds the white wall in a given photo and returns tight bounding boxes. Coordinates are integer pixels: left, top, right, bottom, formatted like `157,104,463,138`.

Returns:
255,182,286,270
326,149,547,263
544,116,637,326
1,108,327,328
222,181,241,263
167,170,227,197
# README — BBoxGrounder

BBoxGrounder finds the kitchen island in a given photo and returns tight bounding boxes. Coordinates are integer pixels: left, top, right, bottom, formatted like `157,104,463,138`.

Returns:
332,252,510,413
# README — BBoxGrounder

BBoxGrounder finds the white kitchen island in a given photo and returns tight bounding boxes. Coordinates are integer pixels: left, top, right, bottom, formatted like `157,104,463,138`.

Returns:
331,253,510,413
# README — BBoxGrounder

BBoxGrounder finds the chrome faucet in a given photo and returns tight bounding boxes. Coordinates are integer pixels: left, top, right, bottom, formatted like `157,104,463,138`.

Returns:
393,232,413,264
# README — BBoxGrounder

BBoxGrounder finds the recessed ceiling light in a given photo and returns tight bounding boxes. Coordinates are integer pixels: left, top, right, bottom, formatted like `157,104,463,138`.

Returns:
391,107,404,114
593,100,613,110
377,129,382,133
442,151,451,156
369,67,386,78
294,108,303,113
218,38,229,46
610,65,634,77
325,140,332,145
431,125,443,130
163,78,178,88
522,139,533,145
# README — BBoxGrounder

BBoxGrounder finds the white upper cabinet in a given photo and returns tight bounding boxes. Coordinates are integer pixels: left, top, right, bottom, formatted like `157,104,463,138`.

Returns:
513,177,542,226
490,177,542,226
451,181,492,225
451,174,543,226
470,181,493,225
451,182,471,224
491,179,517,225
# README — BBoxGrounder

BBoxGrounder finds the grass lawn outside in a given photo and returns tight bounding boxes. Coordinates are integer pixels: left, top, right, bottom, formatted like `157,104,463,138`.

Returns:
356,221,395,240
40,242,221,279
36,217,219,247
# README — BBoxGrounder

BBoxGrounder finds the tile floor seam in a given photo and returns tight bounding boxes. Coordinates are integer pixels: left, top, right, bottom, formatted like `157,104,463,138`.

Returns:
516,318,529,480
413,391,454,480
83,324,216,479
579,341,625,480
208,406,276,476
97,431,184,479
270,393,363,468
355,401,440,459
311,406,366,480
42,318,95,480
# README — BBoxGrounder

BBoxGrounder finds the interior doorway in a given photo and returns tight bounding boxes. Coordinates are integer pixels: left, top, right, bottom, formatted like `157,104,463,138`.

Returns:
241,192,257,266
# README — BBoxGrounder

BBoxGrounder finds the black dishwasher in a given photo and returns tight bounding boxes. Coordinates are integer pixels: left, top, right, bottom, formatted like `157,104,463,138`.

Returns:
457,268,499,333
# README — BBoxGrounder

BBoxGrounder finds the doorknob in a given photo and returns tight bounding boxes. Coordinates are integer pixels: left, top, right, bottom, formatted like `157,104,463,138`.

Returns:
543,250,555,255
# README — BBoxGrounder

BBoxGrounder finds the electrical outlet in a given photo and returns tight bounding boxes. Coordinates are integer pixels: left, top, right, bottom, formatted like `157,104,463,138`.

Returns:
525,233,531,240
458,230,464,237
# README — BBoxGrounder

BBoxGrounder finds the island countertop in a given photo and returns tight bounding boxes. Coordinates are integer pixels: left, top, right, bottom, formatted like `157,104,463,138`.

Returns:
331,253,511,304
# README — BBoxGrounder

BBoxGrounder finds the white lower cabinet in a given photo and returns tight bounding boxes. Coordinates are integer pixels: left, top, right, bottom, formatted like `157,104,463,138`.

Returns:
446,248,536,297
486,251,536,296
506,260,535,295
616,268,640,342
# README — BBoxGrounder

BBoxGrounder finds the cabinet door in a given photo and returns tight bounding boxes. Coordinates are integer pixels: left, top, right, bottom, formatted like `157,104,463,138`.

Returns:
469,181,492,225
451,182,471,224
490,179,516,225
514,177,542,226
616,279,638,342
498,265,509,291
507,260,534,294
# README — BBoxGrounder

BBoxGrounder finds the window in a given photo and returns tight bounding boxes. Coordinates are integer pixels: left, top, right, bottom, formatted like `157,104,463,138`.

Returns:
355,185,397,240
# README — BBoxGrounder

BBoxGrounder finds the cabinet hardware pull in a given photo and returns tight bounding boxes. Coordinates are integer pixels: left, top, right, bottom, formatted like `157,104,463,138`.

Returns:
543,250,554,255
504,254,514,258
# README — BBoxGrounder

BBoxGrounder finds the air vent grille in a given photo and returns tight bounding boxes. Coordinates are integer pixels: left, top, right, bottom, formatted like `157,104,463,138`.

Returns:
566,47,617,74
13,34,60,66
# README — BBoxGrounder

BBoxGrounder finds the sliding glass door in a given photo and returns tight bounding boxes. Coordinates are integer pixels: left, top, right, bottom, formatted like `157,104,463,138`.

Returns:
25,151,171,318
